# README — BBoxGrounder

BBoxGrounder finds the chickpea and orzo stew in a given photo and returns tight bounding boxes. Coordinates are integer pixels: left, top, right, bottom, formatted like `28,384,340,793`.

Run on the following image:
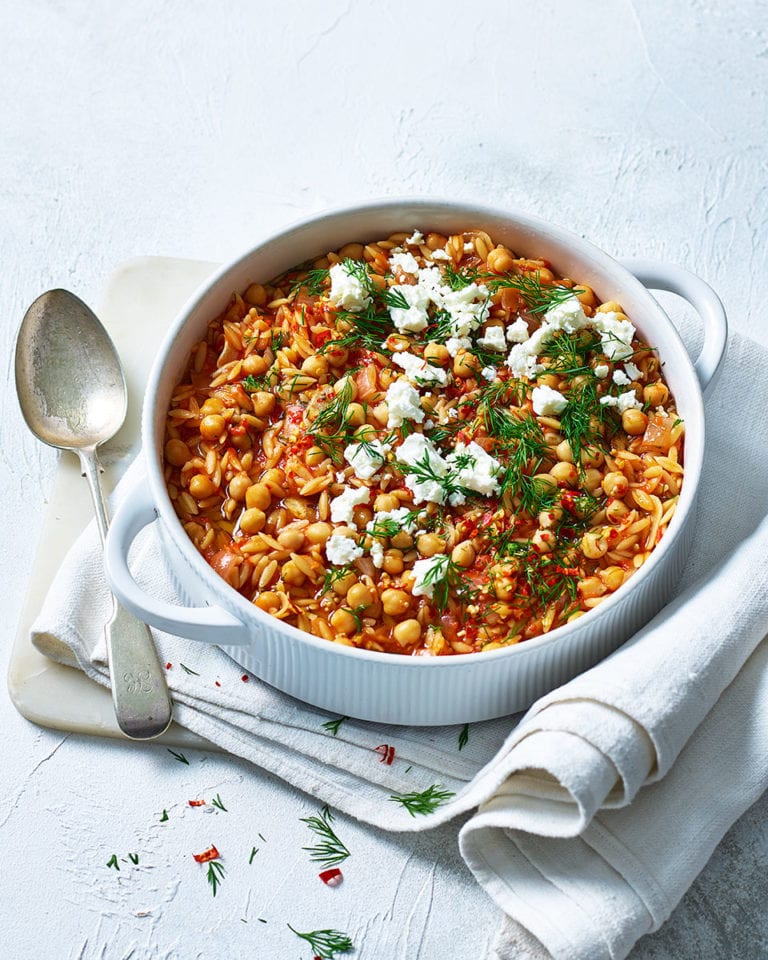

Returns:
164,228,684,657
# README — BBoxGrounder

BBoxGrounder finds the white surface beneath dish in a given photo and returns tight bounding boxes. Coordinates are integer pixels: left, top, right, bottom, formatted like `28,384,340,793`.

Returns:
7,256,220,748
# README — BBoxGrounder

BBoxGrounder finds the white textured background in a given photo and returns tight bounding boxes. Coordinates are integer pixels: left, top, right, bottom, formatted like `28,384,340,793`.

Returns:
2,1,767,957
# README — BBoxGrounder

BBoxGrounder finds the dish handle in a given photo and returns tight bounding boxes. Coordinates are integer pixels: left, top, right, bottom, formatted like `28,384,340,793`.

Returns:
105,482,245,644
620,259,727,393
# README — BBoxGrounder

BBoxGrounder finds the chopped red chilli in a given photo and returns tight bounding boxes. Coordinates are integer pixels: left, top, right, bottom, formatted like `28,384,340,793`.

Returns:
188,799,206,807
374,744,396,765
193,844,220,863
318,867,343,886
241,674,249,682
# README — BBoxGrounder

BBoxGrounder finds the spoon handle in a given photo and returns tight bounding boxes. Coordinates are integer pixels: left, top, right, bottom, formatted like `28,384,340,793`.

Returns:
79,449,173,740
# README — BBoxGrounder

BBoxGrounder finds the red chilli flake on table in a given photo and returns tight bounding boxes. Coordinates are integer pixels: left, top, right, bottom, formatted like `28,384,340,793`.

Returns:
318,867,343,886
188,799,206,807
193,844,220,863
374,744,395,765
241,674,249,682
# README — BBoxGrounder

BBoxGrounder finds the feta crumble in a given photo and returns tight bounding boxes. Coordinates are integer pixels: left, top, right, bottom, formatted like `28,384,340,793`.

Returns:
343,439,390,480
389,251,420,275
328,262,371,312
411,555,447,599
385,379,425,428
531,384,568,416
430,248,451,261
506,318,530,343
481,365,498,381
476,325,507,352
594,363,610,378
623,361,642,381
446,441,501,498
370,541,385,568
543,295,589,333
388,282,431,333
395,433,449,505
612,369,631,386
329,486,370,525
392,351,450,386
406,229,425,245
325,534,364,566
593,311,636,361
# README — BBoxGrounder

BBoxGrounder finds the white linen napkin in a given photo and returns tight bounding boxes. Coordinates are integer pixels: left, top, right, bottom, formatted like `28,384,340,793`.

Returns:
30,331,768,959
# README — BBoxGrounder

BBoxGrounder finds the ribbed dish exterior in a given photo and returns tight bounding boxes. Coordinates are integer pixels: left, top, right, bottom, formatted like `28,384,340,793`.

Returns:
161,506,694,726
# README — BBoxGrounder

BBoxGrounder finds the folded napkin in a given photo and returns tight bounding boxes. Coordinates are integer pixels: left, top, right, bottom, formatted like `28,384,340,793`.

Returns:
31,332,768,960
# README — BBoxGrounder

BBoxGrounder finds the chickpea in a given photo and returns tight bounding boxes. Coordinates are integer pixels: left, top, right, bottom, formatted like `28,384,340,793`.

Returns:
333,376,357,400
486,246,515,274
245,483,271,510
424,342,450,366
622,409,648,436
555,440,574,463
578,576,606,599
281,560,306,586
347,582,374,609
451,541,476,568
371,402,389,426
581,446,604,469
417,533,446,557
301,354,328,379
251,391,275,417
255,591,281,612
277,528,305,550
381,588,410,616
189,474,217,499
383,549,404,575
201,397,225,416
643,382,669,407
374,493,399,512
239,507,266,534
581,529,609,559
535,267,554,284
229,473,252,501
599,566,625,591
165,438,190,467
200,414,225,441
606,499,630,523
353,423,377,442
453,351,480,379
305,445,326,467
326,346,349,367
330,608,357,635
305,522,332,544
533,473,559,494
537,373,561,391
602,471,629,498
331,571,357,596
549,461,578,487
390,531,413,550
538,505,563,529
597,301,624,314
393,619,422,646
575,284,597,308
339,242,364,260
494,578,514,601
345,402,366,427
352,505,373,529
582,468,604,494
245,283,267,306
242,354,269,377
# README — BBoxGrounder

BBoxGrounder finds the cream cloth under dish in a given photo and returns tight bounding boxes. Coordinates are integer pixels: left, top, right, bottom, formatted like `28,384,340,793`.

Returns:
31,332,768,960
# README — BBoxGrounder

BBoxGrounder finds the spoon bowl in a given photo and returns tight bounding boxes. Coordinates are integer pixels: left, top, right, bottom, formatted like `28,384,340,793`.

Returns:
15,289,172,740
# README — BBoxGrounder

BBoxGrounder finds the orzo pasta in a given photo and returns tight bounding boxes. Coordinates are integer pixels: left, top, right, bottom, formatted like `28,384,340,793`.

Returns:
163,228,684,656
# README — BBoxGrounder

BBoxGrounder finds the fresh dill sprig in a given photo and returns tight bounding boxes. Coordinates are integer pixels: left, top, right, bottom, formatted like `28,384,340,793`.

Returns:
248,846,258,864
389,783,456,816
287,925,354,959
207,860,225,897
321,715,349,736
320,565,354,597
419,555,477,614
211,793,227,812
243,371,277,392
167,748,189,765
106,854,119,870
289,267,330,297
160,809,169,823
301,805,351,869
442,262,486,290
489,272,583,315
307,378,355,454
128,853,139,865
179,662,199,676
398,451,474,505
458,723,470,750
537,329,602,378
559,378,606,466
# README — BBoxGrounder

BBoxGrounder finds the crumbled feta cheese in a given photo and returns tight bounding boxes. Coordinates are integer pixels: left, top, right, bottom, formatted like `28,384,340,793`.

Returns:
594,363,610,378
395,433,449,504
617,390,642,413
406,230,424,246
593,311,636,361
411,555,447,598
531,385,568,416
370,541,384,568
543,295,589,333
367,506,417,535
476,325,507,352
506,318,530,343
389,251,420,275
506,342,545,379
388,282,431,333
600,395,619,408
385,379,425,428
463,241,475,253
343,439,390,480
440,282,491,337
325,534,364,566
623,361,642,381
430,248,451,261
329,486,370,525
612,369,631,386
328,262,371,313
481,365,497,381
392,351,450,386
445,336,472,358
446,441,501,498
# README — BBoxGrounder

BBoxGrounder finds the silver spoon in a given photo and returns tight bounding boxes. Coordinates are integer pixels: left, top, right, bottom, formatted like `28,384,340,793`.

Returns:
15,289,172,740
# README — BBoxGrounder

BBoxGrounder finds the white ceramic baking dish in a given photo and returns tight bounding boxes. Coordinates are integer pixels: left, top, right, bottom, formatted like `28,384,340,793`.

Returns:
104,200,727,725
